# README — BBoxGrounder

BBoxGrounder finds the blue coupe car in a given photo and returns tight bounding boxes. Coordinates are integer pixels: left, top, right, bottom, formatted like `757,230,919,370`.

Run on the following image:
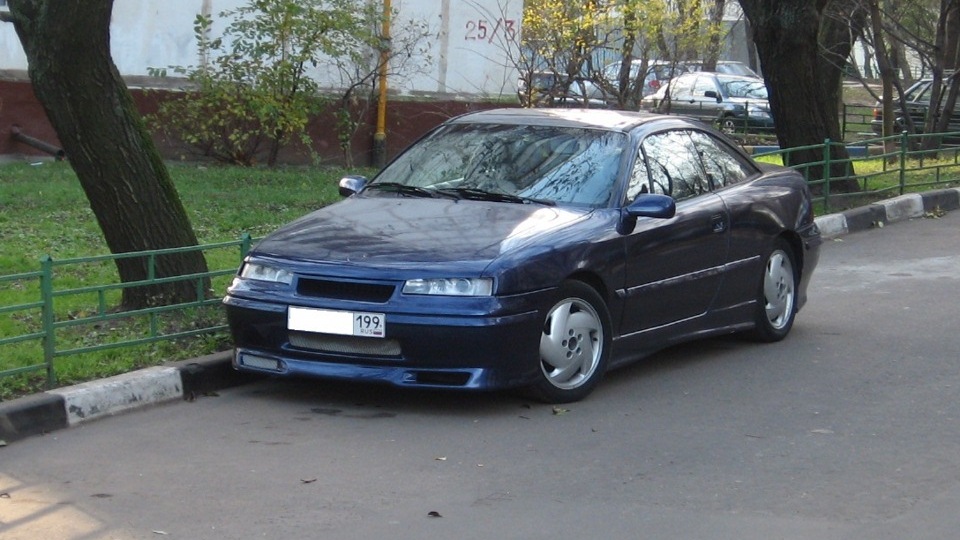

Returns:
224,108,821,402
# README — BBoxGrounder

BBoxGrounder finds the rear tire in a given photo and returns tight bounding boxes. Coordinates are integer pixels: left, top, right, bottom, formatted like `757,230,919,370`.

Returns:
527,281,611,403
747,239,798,342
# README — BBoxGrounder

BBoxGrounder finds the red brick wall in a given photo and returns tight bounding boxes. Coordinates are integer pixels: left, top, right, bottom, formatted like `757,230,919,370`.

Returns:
0,79,510,166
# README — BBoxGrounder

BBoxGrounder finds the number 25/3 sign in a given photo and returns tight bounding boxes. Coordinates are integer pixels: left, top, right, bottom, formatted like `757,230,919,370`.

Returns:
464,19,517,43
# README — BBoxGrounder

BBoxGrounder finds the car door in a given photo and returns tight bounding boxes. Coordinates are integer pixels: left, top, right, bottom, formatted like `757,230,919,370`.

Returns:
687,75,723,124
686,129,765,307
618,129,730,336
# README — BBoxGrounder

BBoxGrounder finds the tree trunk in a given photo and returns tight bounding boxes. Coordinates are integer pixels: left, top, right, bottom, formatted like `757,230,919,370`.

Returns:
946,0,960,69
739,0,858,192
819,0,866,181
6,0,210,310
922,0,960,151
703,0,727,71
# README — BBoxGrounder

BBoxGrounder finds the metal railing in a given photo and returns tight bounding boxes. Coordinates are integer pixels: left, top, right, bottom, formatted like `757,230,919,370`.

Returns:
754,130,960,213
1,235,253,389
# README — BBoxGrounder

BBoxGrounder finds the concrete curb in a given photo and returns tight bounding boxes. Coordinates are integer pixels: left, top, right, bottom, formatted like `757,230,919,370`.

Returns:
0,351,260,444
813,188,960,238
2,188,959,445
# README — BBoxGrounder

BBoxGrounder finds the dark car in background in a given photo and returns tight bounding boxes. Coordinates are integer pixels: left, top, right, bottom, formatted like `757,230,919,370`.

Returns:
224,108,820,403
641,72,774,134
871,77,960,141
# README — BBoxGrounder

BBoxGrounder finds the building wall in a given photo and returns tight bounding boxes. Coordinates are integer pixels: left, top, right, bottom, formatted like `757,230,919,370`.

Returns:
0,0,524,163
1,0,524,98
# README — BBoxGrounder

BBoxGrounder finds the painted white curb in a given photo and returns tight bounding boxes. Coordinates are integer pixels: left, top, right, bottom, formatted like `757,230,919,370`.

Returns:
814,213,848,238
880,193,924,223
49,366,183,426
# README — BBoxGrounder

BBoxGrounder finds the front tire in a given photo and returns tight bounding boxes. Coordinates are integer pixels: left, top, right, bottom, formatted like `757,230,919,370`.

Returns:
528,281,611,403
748,239,798,342
718,115,738,134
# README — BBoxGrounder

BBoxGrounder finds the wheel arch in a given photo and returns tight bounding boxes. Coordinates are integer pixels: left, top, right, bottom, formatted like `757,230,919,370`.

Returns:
778,230,804,279
565,270,611,306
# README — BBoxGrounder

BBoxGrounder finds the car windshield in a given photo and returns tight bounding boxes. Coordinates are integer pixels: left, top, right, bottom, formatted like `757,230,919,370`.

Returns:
371,123,628,208
715,62,760,78
720,78,767,99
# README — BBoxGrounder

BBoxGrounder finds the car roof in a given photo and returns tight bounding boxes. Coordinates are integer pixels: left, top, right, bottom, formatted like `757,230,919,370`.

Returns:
448,108,669,132
675,71,763,81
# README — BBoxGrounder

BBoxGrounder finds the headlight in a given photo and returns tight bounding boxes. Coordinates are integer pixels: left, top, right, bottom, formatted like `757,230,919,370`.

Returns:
402,277,493,296
239,262,294,285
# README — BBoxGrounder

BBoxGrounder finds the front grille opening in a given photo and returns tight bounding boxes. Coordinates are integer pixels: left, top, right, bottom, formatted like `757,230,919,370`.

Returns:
410,371,472,387
297,278,395,303
289,331,401,356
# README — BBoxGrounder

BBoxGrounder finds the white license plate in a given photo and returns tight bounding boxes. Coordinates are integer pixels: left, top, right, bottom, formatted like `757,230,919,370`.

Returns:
288,306,385,338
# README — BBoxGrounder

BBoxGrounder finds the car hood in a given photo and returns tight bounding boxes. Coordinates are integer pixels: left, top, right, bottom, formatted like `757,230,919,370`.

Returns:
252,195,592,268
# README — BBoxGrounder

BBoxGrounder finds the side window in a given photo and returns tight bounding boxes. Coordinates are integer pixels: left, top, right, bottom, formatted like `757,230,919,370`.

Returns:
640,130,709,201
669,76,694,100
692,76,717,99
687,130,758,188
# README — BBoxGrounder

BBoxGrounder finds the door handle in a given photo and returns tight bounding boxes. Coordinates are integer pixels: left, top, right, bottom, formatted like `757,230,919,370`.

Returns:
711,214,727,233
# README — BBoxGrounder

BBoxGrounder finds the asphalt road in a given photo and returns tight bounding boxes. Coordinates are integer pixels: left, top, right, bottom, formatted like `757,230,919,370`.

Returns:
2,211,959,540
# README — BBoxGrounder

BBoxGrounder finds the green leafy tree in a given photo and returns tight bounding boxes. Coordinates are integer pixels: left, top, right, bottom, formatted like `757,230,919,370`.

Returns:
515,0,727,110
151,0,382,166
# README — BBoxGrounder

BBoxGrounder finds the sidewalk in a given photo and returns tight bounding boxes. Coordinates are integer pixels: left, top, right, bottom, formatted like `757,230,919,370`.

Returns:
2,187,960,445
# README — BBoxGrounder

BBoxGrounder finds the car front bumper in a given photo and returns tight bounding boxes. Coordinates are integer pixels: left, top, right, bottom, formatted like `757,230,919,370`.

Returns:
223,294,546,391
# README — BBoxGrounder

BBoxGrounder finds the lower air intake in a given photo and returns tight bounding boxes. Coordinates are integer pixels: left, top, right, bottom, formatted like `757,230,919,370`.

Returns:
288,331,401,356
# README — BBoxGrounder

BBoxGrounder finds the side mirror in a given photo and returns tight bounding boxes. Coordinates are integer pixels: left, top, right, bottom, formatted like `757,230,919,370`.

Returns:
618,194,676,234
338,175,368,197
704,90,721,102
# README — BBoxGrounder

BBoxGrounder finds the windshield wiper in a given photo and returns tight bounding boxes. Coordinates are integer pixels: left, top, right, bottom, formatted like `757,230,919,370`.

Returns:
437,187,555,206
366,182,440,199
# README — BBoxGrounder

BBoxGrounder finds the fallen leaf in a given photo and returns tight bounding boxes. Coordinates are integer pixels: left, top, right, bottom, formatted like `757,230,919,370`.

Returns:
810,429,835,435
152,531,169,536
427,511,442,518
434,456,447,461
552,406,569,415
0,492,10,499
0,439,7,447
300,478,318,484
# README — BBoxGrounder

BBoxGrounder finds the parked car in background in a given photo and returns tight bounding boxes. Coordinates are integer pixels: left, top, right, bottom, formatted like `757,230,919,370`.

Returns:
601,60,759,99
601,60,689,98
517,70,605,108
224,108,820,403
871,77,960,141
519,60,761,108
641,72,774,134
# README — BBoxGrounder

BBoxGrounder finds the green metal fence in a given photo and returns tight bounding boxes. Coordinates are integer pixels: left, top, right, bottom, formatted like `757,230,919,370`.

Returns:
0,235,253,389
755,130,960,213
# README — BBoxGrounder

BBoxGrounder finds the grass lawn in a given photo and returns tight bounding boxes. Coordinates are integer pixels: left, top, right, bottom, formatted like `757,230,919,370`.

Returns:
0,160,372,400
